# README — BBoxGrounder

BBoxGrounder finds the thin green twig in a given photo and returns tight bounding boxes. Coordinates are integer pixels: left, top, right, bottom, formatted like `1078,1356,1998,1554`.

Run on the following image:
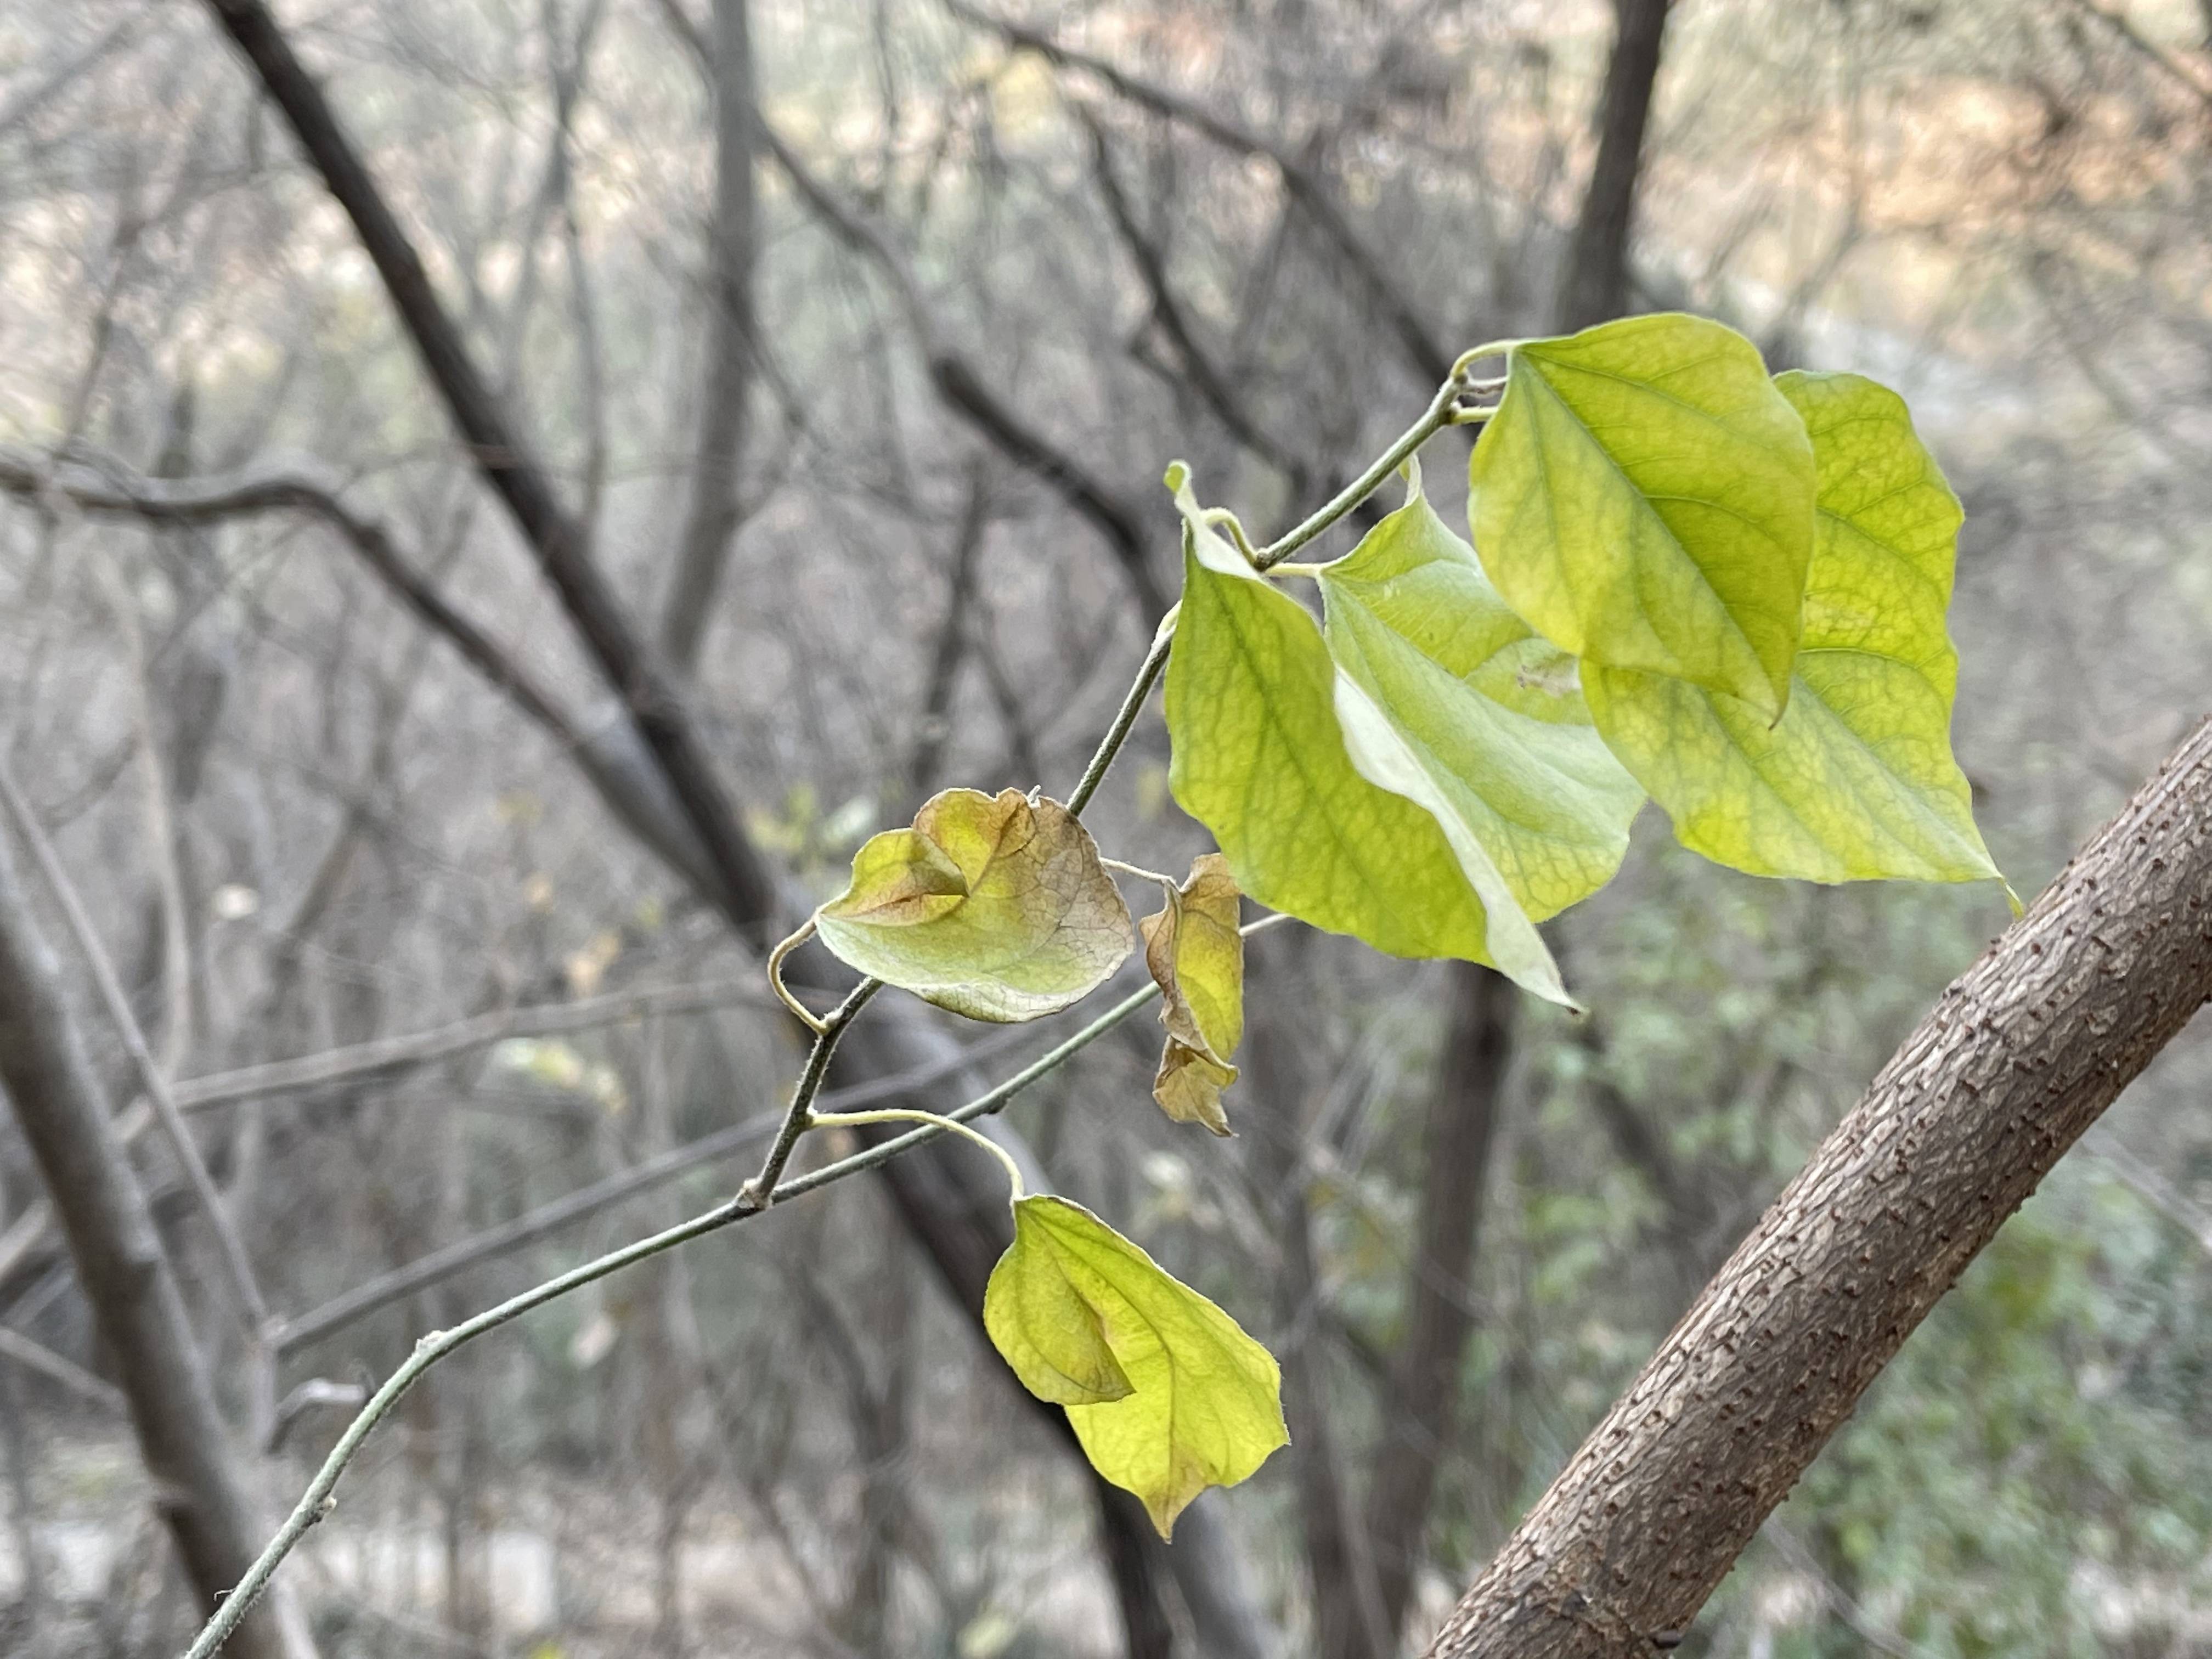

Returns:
176,968,1167,1659
1065,603,1177,817
1253,369,1472,569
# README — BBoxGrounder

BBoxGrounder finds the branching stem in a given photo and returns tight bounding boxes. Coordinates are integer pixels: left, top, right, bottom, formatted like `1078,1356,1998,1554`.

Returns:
177,966,1168,1659
811,1109,1026,1201
765,917,827,1032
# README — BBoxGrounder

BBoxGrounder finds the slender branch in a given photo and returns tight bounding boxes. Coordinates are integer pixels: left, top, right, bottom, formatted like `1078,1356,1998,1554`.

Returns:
200,0,784,940
1065,608,1176,815
755,120,1171,624
177,960,1170,1659
0,448,583,748
274,1020,1038,1354
1255,372,1470,568
942,0,1453,382
0,1324,128,1414
739,976,882,1205
173,977,772,1112
0,757,272,1336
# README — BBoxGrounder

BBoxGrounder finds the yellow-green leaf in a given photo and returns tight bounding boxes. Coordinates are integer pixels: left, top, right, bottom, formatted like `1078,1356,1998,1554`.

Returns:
1469,312,1816,716
1581,371,2002,886
814,788,1133,1022
1161,466,1570,1003
1319,472,1644,923
1139,853,1244,1135
983,1195,1286,1536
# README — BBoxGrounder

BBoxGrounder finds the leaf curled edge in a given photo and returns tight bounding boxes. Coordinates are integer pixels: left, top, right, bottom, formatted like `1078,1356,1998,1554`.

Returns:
814,788,1133,1022
984,1195,1287,1536
1138,853,1244,1135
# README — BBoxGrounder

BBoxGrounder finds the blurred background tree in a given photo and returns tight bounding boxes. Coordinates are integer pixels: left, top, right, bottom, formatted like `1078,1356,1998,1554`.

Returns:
0,0,2208,1655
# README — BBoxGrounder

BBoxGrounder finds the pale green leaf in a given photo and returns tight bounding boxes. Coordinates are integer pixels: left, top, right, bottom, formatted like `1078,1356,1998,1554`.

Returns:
1469,312,1816,715
984,1195,1286,1536
1161,466,1571,1002
1139,853,1244,1135
1319,477,1644,923
1581,370,2002,885
814,788,1133,1022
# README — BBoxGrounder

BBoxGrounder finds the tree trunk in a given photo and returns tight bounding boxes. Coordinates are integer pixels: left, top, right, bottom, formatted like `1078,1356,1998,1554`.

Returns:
202,0,783,941
1555,0,1673,334
659,0,759,675
1361,962,1515,1651
0,821,309,1659
1426,718,2212,1657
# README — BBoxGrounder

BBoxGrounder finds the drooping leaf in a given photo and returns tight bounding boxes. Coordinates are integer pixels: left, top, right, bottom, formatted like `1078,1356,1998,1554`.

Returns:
1138,853,1244,1135
814,788,1133,1022
1160,466,1571,1003
1468,312,1816,716
1581,371,2003,886
983,1195,1286,1536
1319,473,1644,923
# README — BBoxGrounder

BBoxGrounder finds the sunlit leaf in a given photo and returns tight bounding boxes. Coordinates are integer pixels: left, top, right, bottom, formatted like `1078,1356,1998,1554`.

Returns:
1469,312,1816,716
1582,371,2004,887
1160,466,1571,1003
814,788,1133,1022
1319,472,1644,923
983,1195,1287,1536
1139,853,1244,1135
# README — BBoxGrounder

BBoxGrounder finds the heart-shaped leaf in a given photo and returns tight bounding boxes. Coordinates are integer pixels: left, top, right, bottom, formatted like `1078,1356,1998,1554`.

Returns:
813,788,1133,1022
983,1195,1286,1537
1469,312,1816,716
1139,853,1244,1135
1582,371,2004,887
1161,466,1570,1003
1319,471,1644,924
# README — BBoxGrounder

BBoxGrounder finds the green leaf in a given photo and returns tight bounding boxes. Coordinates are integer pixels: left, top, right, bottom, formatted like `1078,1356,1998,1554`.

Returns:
1319,473,1644,923
1581,370,2002,886
1468,312,1816,716
814,788,1133,1022
1161,466,1572,1003
983,1195,1287,1536
1139,853,1244,1136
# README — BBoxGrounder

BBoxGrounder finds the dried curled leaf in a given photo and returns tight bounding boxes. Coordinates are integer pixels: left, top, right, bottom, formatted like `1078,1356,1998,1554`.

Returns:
1138,854,1244,1135
983,1195,1287,1536
813,788,1133,1023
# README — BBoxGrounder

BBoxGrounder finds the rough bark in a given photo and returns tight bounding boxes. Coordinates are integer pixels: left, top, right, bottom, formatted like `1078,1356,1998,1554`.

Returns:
1361,962,1515,1652
1427,718,2212,1657
0,820,307,1659
1555,0,1673,334
659,0,759,675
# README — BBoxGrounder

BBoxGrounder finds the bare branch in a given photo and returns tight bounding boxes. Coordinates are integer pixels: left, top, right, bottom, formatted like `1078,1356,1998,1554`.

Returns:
200,0,784,938
758,120,1171,623
0,1324,128,1414
173,977,774,1113
943,0,1453,382
0,755,273,1339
